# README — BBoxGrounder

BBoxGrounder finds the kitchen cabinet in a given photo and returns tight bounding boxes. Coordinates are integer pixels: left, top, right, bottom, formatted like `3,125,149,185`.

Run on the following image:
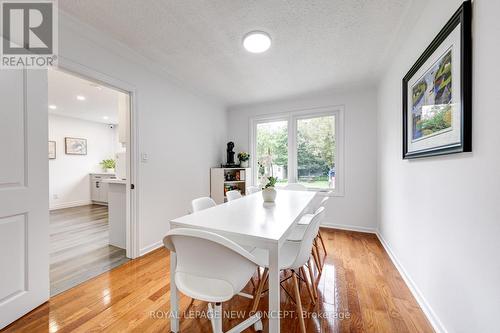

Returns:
101,179,126,249
90,173,115,204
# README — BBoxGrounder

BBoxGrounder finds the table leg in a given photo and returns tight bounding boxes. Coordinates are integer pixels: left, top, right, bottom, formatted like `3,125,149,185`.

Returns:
170,252,179,333
268,245,280,333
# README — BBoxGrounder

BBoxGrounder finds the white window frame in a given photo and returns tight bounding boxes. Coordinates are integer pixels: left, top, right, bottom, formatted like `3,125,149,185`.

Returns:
249,105,345,196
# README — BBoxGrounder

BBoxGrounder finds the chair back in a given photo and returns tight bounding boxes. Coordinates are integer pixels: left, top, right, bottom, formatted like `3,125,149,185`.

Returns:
246,186,260,194
163,228,264,299
290,206,325,269
226,190,242,201
191,197,216,213
284,183,307,191
309,196,329,213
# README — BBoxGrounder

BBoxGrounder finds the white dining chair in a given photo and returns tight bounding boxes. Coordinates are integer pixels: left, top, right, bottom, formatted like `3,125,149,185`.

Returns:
163,228,265,333
226,190,242,201
287,197,329,272
250,207,326,333
246,186,260,194
284,183,307,191
191,197,216,213
191,195,257,270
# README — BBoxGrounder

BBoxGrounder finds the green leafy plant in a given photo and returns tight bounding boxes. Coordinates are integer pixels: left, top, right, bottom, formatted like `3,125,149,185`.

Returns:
100,159,116,169
237,152,250,161
263,176,277,189
416,106,452,136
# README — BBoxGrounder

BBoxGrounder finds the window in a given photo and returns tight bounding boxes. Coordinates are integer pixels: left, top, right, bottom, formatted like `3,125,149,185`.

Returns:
251,107,344,194
297,115,335,189
255,120,288,185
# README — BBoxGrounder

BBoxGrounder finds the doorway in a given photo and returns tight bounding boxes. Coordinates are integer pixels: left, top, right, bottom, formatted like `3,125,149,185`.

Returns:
47,67,134,296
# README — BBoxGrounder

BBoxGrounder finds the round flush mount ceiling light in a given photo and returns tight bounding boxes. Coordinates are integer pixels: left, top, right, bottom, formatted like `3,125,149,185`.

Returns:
76,95,86,101
48,104,57,110
243,31,271,53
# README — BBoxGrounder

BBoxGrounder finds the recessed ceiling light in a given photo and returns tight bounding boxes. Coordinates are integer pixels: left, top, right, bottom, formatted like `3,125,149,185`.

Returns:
243,31,271,53
76,95,86,101
103,116,109,120
48,105,57,110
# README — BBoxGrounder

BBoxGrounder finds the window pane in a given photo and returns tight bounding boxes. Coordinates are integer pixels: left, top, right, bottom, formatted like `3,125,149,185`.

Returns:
297,115,335,189
256,120,288,185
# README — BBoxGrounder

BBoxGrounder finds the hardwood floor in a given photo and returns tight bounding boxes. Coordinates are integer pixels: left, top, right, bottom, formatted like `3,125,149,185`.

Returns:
2,229,433,332
50,205,129,296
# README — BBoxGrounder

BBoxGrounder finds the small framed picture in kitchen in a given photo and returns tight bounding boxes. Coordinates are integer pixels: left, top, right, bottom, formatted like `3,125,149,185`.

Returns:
402,1,471,159
65,137,87,155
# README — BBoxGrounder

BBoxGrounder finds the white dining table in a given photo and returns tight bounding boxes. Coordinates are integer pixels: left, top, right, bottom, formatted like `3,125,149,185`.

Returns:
168,189,316,333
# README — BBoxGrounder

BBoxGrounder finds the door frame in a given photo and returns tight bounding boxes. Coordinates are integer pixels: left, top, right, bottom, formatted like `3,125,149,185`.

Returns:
51,56,140,258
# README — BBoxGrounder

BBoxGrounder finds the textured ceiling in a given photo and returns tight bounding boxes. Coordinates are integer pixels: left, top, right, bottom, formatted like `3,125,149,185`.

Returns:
59,0,416,106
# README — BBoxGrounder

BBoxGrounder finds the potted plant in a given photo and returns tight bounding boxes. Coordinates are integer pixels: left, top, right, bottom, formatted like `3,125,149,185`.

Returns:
238,152,250,168
100,159,116,174
262,176,278,202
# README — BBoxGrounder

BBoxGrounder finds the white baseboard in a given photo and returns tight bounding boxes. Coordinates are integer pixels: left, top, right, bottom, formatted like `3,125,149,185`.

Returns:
320,222,377,234
376,231,447,333
49,200,93,210
139,241,163,256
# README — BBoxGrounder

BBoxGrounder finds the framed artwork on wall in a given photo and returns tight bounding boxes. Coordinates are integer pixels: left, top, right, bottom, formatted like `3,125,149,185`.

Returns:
402,0,471,159
48,141,56,159
65,137,87,155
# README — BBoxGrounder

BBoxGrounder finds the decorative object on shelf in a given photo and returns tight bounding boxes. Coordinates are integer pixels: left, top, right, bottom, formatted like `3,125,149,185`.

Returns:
238,152,250,168
100,159,116,173
402,0,471,159
224,141,237,167
48,141,56,159
65,137,87,155
262,176,277,203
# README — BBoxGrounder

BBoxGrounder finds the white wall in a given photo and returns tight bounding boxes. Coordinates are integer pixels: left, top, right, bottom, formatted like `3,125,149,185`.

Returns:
228,88,378,231
49,114,119,209
377,0,500,332
58,12,227,254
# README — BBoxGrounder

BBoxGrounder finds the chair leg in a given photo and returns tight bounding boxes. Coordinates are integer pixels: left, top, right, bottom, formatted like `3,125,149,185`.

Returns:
300,267,315,305
214,302,223,333
312,246,322,274
250,276,256,292
318,231,327,255
251,268,268,313
307,259,318,300
314,238,323,268
291,271,306,333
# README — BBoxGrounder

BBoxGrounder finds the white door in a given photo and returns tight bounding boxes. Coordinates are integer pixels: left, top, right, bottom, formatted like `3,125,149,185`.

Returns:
0,69,49,328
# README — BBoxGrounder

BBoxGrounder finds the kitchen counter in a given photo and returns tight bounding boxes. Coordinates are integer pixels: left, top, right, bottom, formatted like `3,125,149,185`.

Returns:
104,179,127,249
101,178,126,184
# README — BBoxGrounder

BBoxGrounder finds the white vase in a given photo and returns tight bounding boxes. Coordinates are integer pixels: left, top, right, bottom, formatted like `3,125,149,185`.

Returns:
240,160,249,168
106,168,115,174
262,187,277,202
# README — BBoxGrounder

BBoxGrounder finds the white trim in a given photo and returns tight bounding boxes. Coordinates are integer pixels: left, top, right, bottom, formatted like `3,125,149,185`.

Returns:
320,223,377,234
139,241,163,256
51,56,141,259
49,200,93,211
249,105,345,196
376,231,447,333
